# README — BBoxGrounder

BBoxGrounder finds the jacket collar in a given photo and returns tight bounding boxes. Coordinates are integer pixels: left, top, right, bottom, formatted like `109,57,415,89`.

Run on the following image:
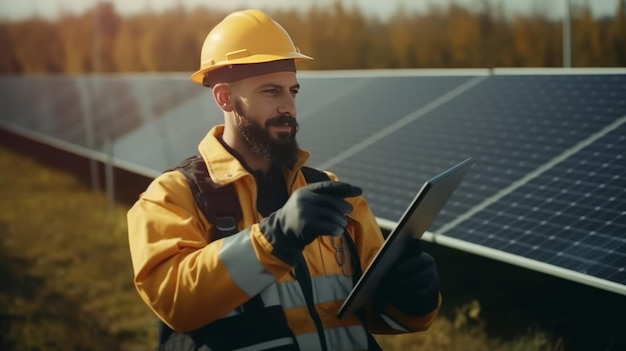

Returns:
198,124,310,186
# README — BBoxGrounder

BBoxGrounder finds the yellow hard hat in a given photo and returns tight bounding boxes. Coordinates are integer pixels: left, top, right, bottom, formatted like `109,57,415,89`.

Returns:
190,9,313,84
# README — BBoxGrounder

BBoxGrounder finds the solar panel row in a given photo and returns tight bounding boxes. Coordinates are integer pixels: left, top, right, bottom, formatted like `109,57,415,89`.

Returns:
0,70,624,293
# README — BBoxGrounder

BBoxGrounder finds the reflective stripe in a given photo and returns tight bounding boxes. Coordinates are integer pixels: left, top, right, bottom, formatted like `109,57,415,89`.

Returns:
271,274,352,310
232,337,294,351
324,325,369,351
223,280,300,318
259,283,281,307
219,229,275,297
296,331,323,351
221,284,282,317
274,280,305,309
380,313,410,332
311,274,352,304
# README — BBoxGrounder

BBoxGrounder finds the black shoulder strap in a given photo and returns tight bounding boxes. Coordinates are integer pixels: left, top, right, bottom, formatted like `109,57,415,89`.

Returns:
168,155,241,241
169,159,330,240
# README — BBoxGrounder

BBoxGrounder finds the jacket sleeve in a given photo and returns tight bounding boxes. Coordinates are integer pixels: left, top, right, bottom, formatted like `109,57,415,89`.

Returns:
127,171,293,332
345,186,441,334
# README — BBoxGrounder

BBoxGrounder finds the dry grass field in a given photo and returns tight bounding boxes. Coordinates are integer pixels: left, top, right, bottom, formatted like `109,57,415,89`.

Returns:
1,142,623,350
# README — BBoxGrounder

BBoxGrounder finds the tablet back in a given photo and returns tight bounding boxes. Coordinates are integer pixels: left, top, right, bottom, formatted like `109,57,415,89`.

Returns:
337,158,474,319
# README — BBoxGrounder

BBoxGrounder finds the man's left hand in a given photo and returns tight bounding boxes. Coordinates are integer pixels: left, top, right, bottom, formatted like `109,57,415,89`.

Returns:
378,239,440,316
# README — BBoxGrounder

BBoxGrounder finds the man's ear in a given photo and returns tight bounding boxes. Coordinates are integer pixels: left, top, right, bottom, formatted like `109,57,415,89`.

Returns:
212,83,233,112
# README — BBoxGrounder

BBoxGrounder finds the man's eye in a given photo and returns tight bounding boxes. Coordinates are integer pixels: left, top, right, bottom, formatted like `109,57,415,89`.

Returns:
264,89,278,94
290,89,299,96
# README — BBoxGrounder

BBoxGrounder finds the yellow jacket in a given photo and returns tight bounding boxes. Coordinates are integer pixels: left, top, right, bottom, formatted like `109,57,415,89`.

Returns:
127,125,440,350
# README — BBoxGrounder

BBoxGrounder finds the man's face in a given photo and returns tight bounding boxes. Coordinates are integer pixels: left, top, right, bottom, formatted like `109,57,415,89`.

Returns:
230,71,301,167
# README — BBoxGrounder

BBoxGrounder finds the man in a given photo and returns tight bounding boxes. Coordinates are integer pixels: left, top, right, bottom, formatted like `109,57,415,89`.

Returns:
127,9,441,351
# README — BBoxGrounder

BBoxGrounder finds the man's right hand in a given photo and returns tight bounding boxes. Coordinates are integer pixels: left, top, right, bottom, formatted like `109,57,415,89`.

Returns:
259,181,362,264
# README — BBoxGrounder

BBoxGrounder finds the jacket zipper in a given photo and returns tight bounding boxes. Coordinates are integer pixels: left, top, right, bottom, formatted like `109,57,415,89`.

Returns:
294,253,328,351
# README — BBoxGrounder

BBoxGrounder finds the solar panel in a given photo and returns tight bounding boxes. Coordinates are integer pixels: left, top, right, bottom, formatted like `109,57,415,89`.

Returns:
443,121,626,286
321,75,626,231
111,92,220,172
308,73,626,292
0,75,201,151
0,77,84,144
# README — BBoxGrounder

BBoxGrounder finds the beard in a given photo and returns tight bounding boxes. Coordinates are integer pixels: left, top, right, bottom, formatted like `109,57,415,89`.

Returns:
234,99,300,168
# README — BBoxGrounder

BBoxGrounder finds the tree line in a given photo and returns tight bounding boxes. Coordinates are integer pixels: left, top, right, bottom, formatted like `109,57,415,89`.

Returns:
1,0,624,74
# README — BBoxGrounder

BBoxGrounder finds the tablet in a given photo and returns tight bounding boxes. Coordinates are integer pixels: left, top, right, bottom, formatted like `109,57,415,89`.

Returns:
337,158,474,319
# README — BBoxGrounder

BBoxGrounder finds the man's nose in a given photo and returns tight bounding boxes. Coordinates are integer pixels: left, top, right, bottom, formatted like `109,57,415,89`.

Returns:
277,94,296,117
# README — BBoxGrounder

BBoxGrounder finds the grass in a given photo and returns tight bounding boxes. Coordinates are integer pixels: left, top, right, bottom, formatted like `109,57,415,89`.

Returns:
0,144,562,350
0,145,157,350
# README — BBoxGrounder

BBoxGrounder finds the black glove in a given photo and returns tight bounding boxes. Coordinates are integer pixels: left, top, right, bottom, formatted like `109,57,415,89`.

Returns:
378,239,440,316
259,181,362,264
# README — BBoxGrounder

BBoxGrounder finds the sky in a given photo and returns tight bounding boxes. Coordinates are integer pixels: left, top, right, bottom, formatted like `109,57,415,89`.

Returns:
0,0,621,21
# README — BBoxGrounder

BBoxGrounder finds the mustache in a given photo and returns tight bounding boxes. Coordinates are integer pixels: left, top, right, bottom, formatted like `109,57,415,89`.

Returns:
266,115,299,129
